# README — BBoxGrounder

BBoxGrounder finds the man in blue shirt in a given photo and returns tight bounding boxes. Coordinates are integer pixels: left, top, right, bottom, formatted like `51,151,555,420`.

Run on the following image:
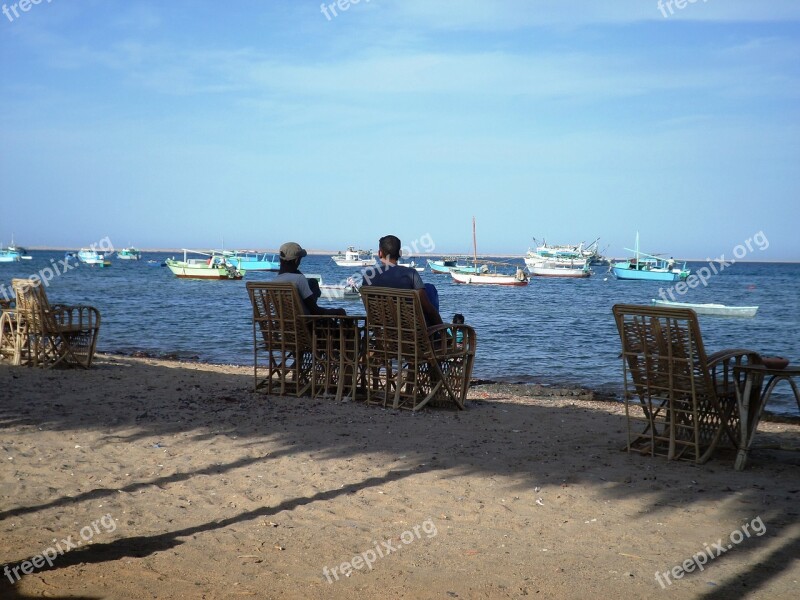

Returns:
362,235,442,327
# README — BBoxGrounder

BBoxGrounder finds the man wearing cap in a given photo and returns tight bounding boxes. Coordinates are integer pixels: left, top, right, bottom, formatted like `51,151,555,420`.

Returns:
274,242,346,316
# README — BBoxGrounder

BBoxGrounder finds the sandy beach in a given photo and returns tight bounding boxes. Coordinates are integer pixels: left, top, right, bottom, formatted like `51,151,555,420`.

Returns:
1,355,798,599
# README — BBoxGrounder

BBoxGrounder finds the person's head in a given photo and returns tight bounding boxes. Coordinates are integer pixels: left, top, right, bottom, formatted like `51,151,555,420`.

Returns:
453,313,465,324
378,235,402,262
279,241,307,271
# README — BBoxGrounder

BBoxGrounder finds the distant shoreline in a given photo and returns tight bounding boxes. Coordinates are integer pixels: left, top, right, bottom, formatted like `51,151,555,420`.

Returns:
17,247,800,263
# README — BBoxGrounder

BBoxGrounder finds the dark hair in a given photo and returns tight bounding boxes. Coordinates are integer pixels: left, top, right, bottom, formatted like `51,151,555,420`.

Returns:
379,235,401,260
453,313,465,324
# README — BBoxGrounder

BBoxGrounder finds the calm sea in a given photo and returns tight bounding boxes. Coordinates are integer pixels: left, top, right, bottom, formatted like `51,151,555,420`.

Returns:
2,252,798,415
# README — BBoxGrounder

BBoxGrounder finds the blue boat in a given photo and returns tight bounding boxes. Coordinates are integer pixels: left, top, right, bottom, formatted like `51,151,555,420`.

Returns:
610,234,690,282
428,257,486,274
222,251,279,272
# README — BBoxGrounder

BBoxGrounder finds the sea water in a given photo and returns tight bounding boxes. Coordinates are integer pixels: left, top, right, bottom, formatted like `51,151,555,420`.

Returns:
2,252,798,415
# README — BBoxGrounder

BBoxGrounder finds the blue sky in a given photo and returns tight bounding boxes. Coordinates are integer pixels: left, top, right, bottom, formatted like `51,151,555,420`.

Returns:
1,0,799,259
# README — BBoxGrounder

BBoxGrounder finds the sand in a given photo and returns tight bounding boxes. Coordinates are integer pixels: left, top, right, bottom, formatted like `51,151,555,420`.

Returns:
1,356,798,599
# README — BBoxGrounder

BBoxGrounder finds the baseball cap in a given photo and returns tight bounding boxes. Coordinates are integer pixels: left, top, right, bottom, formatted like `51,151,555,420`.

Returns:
279,242,307,261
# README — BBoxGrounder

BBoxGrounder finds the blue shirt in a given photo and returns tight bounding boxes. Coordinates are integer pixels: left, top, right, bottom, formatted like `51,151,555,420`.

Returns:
362,263,424,290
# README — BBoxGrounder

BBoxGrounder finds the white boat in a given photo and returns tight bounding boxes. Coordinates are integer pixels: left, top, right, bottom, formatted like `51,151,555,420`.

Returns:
450,217,529,286
397,258,425,272
331,247,374,267
307,274,361,300
77,248,111,267
165,250,243,280
450,269,529,286
526,257,591,278
651,299,759,318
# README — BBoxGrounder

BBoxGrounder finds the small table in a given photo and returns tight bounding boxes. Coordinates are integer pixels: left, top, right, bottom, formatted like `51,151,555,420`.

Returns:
733,363,800,470
311,315,367,402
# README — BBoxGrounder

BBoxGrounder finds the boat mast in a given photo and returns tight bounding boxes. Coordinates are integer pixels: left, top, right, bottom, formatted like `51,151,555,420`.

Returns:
472,216,478,267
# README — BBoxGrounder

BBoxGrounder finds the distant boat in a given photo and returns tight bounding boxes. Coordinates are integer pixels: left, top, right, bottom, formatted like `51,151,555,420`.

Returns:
0,248,20,263
450,217,529,286
428,257,486,274
0,236,29,262
331,247,374,267
146,259,164,267
77,248,112,267
117,247,142,260
222,251,279,272
397,258,425,272
527,259,591,278
651,299,759,318
307,274,361,300
165,250,243,280
610,233,690,282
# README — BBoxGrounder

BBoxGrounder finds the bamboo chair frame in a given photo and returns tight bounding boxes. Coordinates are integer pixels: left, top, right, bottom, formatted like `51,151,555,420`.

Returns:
612,304,761,463
10,278,101,369
361,287,476,411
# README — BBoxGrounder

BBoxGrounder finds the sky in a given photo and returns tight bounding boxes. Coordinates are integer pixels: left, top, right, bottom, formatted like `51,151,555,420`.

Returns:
1,0,799,259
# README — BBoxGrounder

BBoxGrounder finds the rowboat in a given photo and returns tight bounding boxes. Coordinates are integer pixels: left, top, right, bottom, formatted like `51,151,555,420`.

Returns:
450,217,529,286
610,233,690,282
397,258,425,272
117,247,142,260
77,248,112,267
165,250,243,280
331,247,374,267
307,274,361,300
651,299,759,318
222,251,279,272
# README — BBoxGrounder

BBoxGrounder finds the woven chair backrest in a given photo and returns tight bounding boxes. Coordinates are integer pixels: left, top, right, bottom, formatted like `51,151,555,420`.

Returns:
361,287,433,359
246,282,313,351
11,278,55,332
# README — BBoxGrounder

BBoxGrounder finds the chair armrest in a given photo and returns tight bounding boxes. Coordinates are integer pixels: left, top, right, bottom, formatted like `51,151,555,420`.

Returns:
50,305,101,330
707,348,761,368
428,323,476,356
707,348,762,401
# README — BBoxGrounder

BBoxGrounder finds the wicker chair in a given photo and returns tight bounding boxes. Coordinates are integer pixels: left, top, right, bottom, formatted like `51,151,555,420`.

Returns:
612,304,762,463
246,281,316,397
10,278,101,369
360,287,477,411
0,305,23,364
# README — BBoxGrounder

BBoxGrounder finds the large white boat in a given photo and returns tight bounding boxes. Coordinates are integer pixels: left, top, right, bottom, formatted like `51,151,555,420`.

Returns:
527,259,591,278
651,299,758,318
450,269,529,286
77,248,111,267
331,247,374,267
165,250,243,280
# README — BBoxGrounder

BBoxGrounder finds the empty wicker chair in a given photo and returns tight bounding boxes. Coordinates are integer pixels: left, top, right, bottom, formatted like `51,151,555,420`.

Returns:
361,287,476,411
612,303,762,463
11,278,101,369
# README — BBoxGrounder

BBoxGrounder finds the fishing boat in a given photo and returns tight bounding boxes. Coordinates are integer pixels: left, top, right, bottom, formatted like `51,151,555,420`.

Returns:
610,234,690,282
397,258,425,272
117,247,142,260
428,257,487,274
222,251,280,272
165,250,243,280
0,248,20,263
307,274,361,300
450,217,529,286
77,248,112,267
651,299,759,318
0,237,30,262
527,259,591,278
331,247,374,267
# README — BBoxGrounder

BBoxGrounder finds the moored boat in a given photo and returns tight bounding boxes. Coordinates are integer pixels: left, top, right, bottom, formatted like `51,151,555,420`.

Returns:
165,250,243,280
222,251,280,272
307,274,361,300
77,248,112,267
610,234,689,282
428,257,486,274
331,247,374,267
527,259,591,278
450,217,529,286
397,258,425,272
117,247,142,260
651,299,759,318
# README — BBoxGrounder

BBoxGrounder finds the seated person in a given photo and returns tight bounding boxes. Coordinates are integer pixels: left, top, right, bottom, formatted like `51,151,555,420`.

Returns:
362,235,443,327
274,242,346,316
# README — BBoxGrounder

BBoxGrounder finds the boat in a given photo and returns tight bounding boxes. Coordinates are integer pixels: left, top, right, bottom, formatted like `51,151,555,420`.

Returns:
222,251,279,272
450,217,529,286
0,236,30,262
527,259,591,278
610,234,690,282
77,248,112,267
397,258,425,272
165,250,243,280
651,299,759,318
331,247,374,267
428,257,487,274
117,247,142,260
146,260,164,267
0,248,20,263
307,274,361,300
